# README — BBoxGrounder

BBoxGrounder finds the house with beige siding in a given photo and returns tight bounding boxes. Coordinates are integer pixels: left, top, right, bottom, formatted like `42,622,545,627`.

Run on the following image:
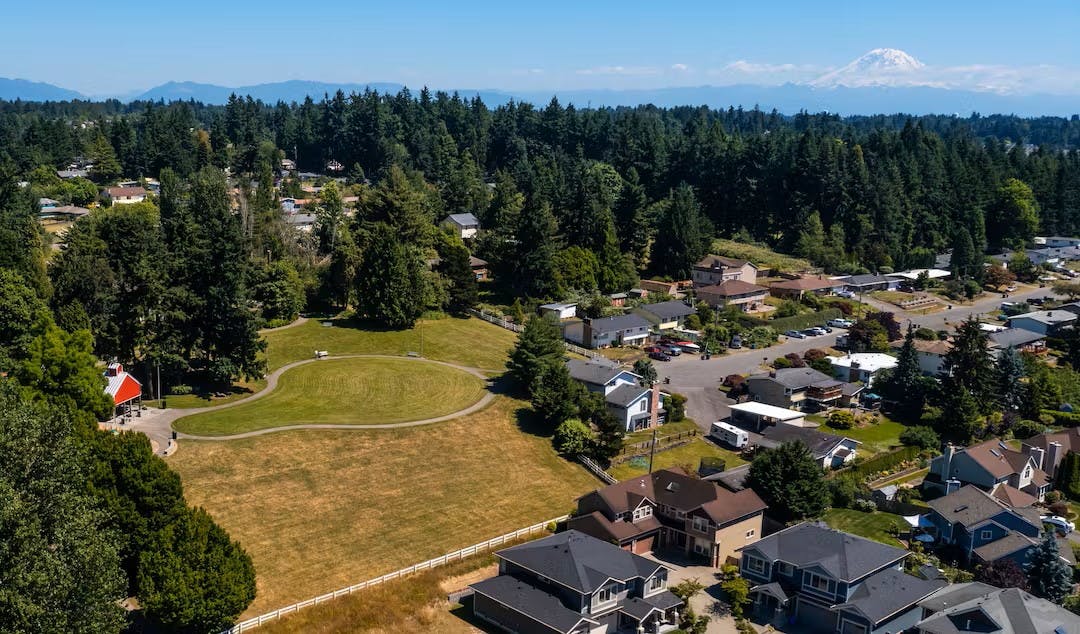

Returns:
692,255,758,286
569,468,767,567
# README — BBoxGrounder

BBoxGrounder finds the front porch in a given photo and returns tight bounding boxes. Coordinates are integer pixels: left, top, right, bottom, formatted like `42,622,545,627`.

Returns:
749,582,791,629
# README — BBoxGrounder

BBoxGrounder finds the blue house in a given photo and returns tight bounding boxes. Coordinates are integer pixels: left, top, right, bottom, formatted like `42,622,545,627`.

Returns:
738,522,946,634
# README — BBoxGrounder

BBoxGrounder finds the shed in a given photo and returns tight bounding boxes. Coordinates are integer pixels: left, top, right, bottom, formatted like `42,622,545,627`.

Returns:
539,302,577,320
728,401,806,429
104,363,142,420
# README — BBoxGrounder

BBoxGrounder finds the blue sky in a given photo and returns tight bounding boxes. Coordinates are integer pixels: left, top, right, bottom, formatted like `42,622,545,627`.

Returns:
7,0,1080,95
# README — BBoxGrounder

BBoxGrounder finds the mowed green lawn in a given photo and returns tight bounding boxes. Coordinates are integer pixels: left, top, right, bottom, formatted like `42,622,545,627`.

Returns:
822,508,909,545
174,358,487,435
812,413,907,456
609,437,747,481
263,315,518,372
169,395,598,618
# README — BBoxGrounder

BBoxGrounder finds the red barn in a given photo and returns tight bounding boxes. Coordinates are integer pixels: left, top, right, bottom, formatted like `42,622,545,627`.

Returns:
104,363,142,419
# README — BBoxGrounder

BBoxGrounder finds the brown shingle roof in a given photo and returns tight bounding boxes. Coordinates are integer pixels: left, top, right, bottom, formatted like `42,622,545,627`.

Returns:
694,254,752,270
567,510,662,542
1025,427,1080,454
697,280,769,298
106,186,146,197
580,468,766,527
991,484,1036,508
963,439,1032,480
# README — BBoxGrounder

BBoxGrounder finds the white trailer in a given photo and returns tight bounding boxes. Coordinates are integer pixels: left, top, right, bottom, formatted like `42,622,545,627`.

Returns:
710,421,749,449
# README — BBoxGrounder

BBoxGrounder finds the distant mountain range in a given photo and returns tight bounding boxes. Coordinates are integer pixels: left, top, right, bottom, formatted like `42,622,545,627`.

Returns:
3,48,1080,116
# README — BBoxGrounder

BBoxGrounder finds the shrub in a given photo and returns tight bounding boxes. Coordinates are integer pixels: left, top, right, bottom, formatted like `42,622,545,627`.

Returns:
1046,490,1063,504
553,418,591,455
723,374,745,388
773,356,792,369
827,410,856,430
853,499,877,513
849,446,921,479
900,425,940,450
914,327,938,340
803,348,828,361
829,476,860,508
170,384,193,396
784,352,806,368
1012,419,1043,440
667,393,687,422
1050,501,1070,517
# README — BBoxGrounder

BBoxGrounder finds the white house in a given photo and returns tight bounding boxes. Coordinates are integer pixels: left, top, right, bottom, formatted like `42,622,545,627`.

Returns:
443,213,480,239
105,186,147,205
538,302,577,320
1037,236,1080,248
827,353,898,387
566,360,663,432
891,339,951,376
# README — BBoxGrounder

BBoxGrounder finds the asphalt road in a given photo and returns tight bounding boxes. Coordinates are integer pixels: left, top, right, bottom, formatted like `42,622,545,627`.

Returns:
659,284,1061,431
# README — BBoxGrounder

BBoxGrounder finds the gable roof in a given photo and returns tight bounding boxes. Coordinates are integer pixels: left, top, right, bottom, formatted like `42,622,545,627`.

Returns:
769,276,844,292
494,530,662,594
1024,427,1080,454
444,212,479,226
104,365,142,406
694,254,754,270
470,575,598,632
739,522,907,582
1009,309,1077,325
989,328,1047,349
567,510,662,543
586,313,651,333
925,485,1041,531
606,383,650,408
991,484,1037,509
918,582,999,613
756,424,855,459
834,567,947,625
469,255,488,267
106,186,146,197
961,439,1038,480
636,300,695,320
840,274,893,286
566,359,632,387
895,338,953,356
752,367,835,389
579,468,766,527
697,279,769,297
916,586,1080,634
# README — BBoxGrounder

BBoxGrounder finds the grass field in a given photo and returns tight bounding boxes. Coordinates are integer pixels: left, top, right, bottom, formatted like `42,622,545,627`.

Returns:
173,358,486,435
821,508,909,545
711,238,813,273
608,437,747,481
169,395,598,617
812,413,906,455
262,315,518,372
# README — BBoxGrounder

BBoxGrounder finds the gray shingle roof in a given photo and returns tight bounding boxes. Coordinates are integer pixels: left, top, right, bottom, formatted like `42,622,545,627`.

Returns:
835,567,947,625
445,212,479,226
918,582,998,613
566,359,628,386
989,328,1048,348
916,586,1080,634
739,522,907,582
496,530,662,594
925,485,1014,528
756,367,835,389
470,575,596,632
606,383,649,408
756,424,851,459
841,274,892,286
636,300,695,321
587,313,651,333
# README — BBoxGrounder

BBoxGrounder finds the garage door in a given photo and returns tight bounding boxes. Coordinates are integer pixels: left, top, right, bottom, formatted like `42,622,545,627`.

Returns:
632,536,655,554
796,597,837,632
839,619,869,634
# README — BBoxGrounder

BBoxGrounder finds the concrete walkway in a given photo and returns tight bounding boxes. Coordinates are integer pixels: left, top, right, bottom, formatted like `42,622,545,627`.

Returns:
117,354,494,455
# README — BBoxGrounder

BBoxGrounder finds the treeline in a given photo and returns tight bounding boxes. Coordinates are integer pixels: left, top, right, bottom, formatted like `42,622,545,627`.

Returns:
0,189,256,632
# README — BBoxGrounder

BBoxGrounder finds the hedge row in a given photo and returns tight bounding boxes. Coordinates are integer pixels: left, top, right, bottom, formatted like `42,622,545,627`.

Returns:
1043,409,1080,426
848,446,922,479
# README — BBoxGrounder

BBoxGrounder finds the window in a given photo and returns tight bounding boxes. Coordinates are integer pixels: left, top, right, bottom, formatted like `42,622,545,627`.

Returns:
595,584,617,606
640,400,647,412
648,575,664,592
745,556,766,574
776,562,792,576
632,505,653,521
980,529,994,541
804,572,831,593
692,516,709,533
693,540,710,556
746,529,755,538
676,510,686,519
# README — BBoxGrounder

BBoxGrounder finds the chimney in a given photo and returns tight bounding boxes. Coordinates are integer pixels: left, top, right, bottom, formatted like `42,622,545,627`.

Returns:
649,385,661,429
1048,441,1064,478
582,319,593,347
945,479,961,495
939,444,956,478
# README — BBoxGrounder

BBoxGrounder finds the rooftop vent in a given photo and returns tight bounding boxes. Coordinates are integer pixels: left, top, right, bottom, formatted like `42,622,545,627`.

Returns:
954,505,968,513
666,482,679,492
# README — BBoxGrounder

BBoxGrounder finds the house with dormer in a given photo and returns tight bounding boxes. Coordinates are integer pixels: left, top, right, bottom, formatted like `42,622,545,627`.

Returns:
738,522,946,634
569,468,767,566
566,360,665,432
925,440,1051,501
470,530,683,634
915,583,1080,633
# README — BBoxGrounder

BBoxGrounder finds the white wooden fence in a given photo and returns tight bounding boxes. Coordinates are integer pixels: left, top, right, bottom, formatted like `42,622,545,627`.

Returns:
219,515,569,634
467,308,616,365
578,454,618,484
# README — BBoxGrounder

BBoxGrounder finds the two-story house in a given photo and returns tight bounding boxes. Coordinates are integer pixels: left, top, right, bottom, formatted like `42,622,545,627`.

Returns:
567,360,665,432
1022,426,1080,479
691,254,758,287
574,314,652,348
827,353,898,387
746,367,848,412
442,212,480,239
569,468,767,566
633,300,696,331
925,440,1051,501
890,338,951,376
695,280,770,312
739,523,946,634
921,485,1060,567
915,583,1080,633
470,530,683,634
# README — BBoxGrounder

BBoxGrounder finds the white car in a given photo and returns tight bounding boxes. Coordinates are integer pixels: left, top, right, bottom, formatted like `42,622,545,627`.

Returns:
827,318,855,329
1041,515,1074,534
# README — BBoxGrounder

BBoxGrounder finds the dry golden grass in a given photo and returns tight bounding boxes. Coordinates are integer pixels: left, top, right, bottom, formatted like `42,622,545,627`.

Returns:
170,395,597,618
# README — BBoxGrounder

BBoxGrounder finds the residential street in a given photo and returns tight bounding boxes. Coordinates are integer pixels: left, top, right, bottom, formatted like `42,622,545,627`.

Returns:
659,284,1060,430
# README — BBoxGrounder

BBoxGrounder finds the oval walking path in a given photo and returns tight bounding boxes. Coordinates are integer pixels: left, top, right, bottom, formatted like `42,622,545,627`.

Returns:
120,354,495,455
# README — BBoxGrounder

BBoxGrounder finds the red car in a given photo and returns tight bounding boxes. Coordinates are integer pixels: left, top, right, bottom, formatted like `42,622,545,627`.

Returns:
644,345,662,354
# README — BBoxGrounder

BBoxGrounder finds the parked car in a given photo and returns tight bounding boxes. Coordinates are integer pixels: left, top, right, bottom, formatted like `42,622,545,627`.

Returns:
1042,515,1075,534
803,327,827,336
643,345,661,354
836,290,856,299
659,344,682,356
785,330,807,339
820,326,833,333
729,335,742,349
1029,297,1045,306
1005,285,1018,292
827,318,854,328
649,351,671,362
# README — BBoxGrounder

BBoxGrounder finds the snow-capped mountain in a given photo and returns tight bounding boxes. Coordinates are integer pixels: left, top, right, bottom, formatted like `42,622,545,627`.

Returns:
809,48,931,89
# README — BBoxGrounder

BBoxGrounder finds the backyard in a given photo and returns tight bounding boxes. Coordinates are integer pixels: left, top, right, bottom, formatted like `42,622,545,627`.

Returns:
822,508,909,546
608,435,747,481
811,412,908,456
170,394,598,617
173,357,487,435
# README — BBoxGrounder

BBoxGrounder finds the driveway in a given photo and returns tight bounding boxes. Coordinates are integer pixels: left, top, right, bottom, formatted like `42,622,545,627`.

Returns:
645,553,743,634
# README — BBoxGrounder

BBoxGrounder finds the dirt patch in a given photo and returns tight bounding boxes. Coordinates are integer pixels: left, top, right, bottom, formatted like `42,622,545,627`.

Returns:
439,563,498,594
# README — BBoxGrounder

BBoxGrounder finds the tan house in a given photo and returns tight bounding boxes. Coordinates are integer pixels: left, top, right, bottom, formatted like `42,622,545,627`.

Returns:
105,186,147,205
692,255,758,286
1022,427,1080,479
469,255,489,281
695,279,769,311
638,279,685,298
767,276,844,300
569,468,767,566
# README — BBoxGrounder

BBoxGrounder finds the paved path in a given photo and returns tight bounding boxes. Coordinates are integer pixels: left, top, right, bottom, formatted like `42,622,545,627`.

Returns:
116,354,494,454
258,315,310,334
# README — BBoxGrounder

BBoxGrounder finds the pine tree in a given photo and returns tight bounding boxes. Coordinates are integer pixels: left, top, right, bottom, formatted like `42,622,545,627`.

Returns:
352,223,427,328
529,360,582,427
883,325,927,419
941,317,996,414
506,315,565,390
1026,529,1072,604
997,346,1027,414
651,183,712,278
614,167,650,267
437,237,479,315
596,209,637,293
1057,451,1080,500
513,202,562,298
